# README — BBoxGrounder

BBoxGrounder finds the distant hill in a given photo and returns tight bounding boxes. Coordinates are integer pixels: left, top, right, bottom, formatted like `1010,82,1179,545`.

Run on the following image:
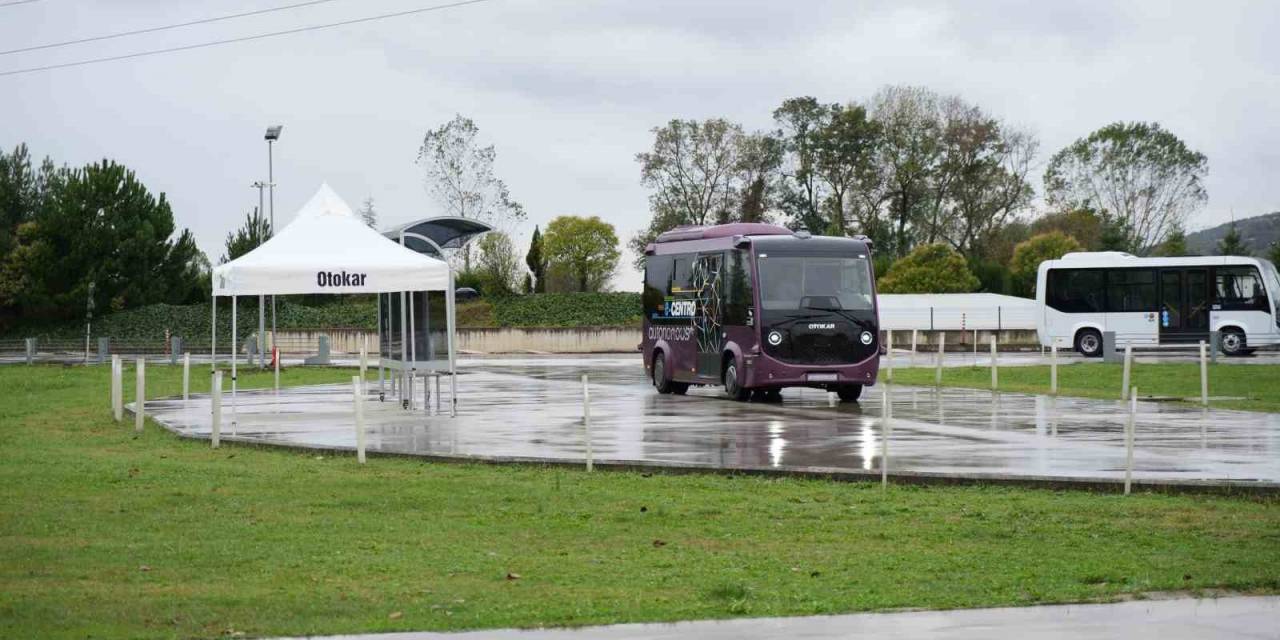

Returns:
1185,211,1280,256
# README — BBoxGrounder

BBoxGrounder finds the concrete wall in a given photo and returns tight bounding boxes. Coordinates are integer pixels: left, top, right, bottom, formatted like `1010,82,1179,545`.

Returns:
269,327,642,355
882,329,1041,350
268,327,1040,355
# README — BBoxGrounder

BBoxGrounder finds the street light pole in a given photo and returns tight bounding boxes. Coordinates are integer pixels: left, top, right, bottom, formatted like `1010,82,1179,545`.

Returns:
251,181,267,368
264,125,282,359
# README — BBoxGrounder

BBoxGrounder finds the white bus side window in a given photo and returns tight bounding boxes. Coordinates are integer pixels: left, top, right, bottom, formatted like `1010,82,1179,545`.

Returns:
1215,266,1269,311
1046,269,1105,313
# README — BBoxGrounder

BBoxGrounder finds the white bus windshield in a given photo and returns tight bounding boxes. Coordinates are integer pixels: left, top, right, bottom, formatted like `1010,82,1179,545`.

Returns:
1261,259,1280,315
758,256,874,312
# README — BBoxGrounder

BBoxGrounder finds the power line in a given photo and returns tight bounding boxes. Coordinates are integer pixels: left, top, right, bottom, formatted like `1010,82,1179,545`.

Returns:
0,0,42,8
0,0,494,78
2,0,346,56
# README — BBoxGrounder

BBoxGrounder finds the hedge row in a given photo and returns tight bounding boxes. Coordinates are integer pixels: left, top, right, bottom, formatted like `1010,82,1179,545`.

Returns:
4,293,642,341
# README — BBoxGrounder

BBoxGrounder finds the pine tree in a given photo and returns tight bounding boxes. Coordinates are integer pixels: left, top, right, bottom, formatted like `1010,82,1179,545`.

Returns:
525,225,546,293
358,197,377,228
1216,222,1250,256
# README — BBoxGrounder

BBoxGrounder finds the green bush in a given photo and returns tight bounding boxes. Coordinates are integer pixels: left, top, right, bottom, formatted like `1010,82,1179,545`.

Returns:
491,292,641,328
3,293,642,340
878,244,980,293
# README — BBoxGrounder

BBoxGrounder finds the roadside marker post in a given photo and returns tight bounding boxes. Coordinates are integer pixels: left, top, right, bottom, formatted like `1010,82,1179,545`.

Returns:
1199,341,1209,407
990,335,998,391
134,357,145,434
1050,345,1058,395
353,376,366,464
1121,345,1133,400
885,330,893,382
881,383,891,489
182,353,190,402
934,332,945,387
273,347,280,392
1124,387,1137,495
910,330,918,366
581,374,594,472
110,355,122,421
211,371,222,448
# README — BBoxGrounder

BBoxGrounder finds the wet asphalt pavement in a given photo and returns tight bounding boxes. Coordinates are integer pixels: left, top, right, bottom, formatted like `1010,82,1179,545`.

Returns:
138,355,1280,489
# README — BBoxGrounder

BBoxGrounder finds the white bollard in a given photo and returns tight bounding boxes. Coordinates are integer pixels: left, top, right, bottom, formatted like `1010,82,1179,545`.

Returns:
581,373,593,472
934,332,945,386
111,355,123,422
990,335,998,391
134,358,145,433
273,347,280,392
182,353,190,402
1198,341,1209,407
1124,387,1136,495
1050,345,1058,395
885,330,893,382
211,371,222,448
1121,345,1132,400
881,383,891,489
359,337,368,380
353,376,366,464
910,329,918,366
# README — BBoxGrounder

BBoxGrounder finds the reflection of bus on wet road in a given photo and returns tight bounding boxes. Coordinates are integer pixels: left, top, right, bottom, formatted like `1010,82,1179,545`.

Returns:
1036,252,1280,357
641,223,880,402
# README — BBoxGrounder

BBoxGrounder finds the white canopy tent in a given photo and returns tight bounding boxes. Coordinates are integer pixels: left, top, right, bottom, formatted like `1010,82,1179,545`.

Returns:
211,184,457,426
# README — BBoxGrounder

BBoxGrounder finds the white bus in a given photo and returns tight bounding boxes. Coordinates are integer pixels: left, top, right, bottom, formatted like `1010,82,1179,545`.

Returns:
1036,252,1280,357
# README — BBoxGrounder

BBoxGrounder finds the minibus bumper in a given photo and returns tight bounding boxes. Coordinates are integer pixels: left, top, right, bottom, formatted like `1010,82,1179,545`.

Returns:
743,352,879,389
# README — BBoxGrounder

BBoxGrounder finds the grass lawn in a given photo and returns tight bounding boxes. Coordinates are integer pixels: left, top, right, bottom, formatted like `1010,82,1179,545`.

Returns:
1,364,1278,639
888,362,1280,413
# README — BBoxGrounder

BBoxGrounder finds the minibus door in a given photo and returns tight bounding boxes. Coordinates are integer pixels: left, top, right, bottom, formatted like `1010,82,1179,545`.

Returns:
693,253,724,379
1159,268,1209,343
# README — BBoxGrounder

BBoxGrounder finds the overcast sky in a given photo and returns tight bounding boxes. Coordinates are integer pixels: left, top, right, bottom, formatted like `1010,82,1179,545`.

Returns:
3,0,1278,291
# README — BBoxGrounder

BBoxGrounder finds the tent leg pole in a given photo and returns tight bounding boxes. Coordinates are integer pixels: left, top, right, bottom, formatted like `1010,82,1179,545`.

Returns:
400,291,408,407
447,269,457,418
409,290,417,411
376,293,384,396
231,296,238,436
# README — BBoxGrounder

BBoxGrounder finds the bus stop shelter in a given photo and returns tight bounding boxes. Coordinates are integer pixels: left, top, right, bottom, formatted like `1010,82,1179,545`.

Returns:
211,183,457,425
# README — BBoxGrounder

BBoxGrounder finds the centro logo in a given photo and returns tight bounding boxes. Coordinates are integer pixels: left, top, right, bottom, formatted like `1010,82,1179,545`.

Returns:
808,323,835,330
317,271,368,287
666,300,696,317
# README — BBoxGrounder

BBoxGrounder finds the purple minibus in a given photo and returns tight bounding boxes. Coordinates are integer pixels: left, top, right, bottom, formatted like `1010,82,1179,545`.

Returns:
642,223,880,402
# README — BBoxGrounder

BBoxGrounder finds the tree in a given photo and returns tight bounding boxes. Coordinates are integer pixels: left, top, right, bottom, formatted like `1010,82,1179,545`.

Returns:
0,144,45,259
542,215,620,293
877,243,980,293
630,119,780,266
1268,240,1280,267
525,225,546,293
1030,208,1103,250
933,101,1037,258
870,86,945,257
0,158,206,320
417,114,525,269
1010,231,1083,296
221,206,271,264
1044,121,1208,254
358,197,378,228
1217,222,1250,256
1152,224,1191,257
773,97,831,233
472,231,522,296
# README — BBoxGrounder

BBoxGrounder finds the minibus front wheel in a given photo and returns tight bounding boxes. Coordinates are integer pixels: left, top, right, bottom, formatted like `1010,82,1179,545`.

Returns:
1074,328,1103,358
